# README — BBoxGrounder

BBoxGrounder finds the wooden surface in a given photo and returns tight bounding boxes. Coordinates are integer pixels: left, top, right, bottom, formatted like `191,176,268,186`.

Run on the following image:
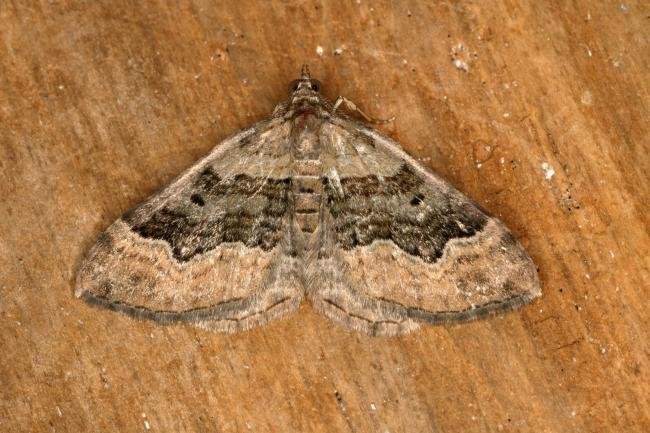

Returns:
1,1,648,432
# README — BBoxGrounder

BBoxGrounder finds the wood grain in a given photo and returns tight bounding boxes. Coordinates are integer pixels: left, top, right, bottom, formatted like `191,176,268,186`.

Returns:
1,1,647,432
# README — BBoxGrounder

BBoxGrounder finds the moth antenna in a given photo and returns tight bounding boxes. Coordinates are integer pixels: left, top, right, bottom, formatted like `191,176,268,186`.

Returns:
301,64,311,79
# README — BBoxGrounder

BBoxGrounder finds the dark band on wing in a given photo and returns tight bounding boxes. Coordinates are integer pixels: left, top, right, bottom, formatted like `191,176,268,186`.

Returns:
126,167,292,261
324,164,488,263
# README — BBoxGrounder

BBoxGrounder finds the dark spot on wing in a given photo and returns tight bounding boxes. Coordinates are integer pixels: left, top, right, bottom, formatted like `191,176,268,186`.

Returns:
197,167,221,191
190,194,205,206
410,193,425,206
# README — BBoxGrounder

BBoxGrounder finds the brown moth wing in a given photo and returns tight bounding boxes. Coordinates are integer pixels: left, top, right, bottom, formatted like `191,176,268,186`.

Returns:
76,117,304,333
308,118,541,336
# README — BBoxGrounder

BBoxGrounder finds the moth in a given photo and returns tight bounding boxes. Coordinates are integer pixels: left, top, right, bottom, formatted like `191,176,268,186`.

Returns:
76,65,540,336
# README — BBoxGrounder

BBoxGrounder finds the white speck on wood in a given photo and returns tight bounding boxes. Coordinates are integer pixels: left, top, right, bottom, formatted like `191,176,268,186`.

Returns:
453,59,468,72
451,43,471,72
541,162,555,180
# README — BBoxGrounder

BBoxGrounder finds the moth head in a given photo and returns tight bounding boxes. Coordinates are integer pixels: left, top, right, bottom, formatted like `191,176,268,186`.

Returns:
288,78,322,94
288,64,322,95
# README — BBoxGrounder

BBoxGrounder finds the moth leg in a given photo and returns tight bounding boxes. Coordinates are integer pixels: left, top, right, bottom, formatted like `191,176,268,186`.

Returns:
332,96,395,124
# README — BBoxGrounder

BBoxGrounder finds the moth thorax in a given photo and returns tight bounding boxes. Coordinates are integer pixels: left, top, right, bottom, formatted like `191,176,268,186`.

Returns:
291,114,322,160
